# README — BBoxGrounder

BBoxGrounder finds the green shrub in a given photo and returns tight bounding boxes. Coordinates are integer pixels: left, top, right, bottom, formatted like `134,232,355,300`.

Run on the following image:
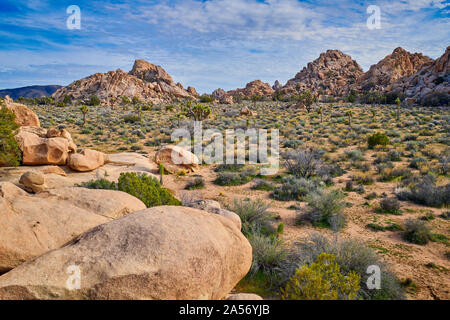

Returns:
281,253,360,300
0,107,21,167
283,234,405,300
214,168,256,186
185,176,205,190
88,95,101,106
80,173,181,208
248,233,288,277
396,174,449,208
272,177,319,201
378,198,401,215
228,199,275,237
368,132,390,149
299,189,346,230
403,219,431,245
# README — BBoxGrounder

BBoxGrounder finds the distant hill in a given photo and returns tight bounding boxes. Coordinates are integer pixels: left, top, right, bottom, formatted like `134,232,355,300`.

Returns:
0,85,62,99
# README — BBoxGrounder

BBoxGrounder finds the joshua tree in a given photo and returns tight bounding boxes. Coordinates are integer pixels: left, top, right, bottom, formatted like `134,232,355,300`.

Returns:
183,101,211,122
318,106,323,123
121,96,131,111
80,105,89,126
371,109,376,122
395,97,401,121
299,90,315,113
346,110,353,128
251,95,260,108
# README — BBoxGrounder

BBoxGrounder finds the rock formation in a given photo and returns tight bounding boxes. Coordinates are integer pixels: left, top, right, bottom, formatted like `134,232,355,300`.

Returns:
2,96,40,127
155,145,199,174
388,46,449,105
14,126,77,166
351,47,433,93
0,206,252,300
228,80,274,98
0,182,146,273
52,60,197,105
281,49,363,96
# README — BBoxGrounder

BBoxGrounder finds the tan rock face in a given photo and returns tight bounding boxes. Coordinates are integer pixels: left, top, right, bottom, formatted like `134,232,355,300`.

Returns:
68,149,105,172
0,206,252,300
3,96,40,127
388,46,449,104
155,145,199,174
19,171,47,193
228,80,274,98
14,127,76,166
187,200,242,230
351,47,433,93
0,182,146,273
281,49,363,96
52,60,196,105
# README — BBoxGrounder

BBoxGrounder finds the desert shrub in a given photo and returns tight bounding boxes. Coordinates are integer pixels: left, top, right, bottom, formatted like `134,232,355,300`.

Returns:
367,222,403,232
403,219,431,245
248,233,288,277
79,178,116,190
272,177,319,201
283,148,323,178
281,253,360,300
214,170,256,186
252,179,275,191
409,157,427,169
229,199,275,236
81,173,181,208
396,174,449,208
345,149,364,161
378,198,401,215
185,176,205,190
123,115,141,123
88,95,101,106
299,189,346,230
214,163,245,172
0,107,21,167
199,94,214,103
282,234,405,300
368,132,390,149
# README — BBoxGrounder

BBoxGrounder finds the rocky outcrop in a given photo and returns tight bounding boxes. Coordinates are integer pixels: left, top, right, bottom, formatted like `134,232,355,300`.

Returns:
388,46,449,105
52,60,196,105
2,96,40,127
68,149,106,172
14,127,77,166
281,50,363,96
187,86,199,97
0,182,146,273
0,206,252,300
187,199,242,230
155,145,199,174
272,80,282,91
351,47,433,93
228,80,274,98
19,171,47,193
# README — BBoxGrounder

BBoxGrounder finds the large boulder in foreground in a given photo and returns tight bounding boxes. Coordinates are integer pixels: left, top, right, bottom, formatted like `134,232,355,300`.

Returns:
14,126,77,166
3,96,40,127
155,145,199,174
0,182,146,273
0,206,252,300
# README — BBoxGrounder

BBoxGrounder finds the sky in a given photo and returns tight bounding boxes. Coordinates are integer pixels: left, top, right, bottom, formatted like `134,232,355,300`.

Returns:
0,0,449,94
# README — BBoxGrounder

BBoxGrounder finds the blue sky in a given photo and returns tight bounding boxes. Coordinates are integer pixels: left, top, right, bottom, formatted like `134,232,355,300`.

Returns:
0,0,449,94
